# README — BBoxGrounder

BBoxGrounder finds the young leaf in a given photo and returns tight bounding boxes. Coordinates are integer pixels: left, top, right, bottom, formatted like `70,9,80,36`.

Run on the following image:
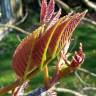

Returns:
40,0,60,26
31,19,62,70
12,25,45,78
46,0,55,23
40,0,47,24
46,8,61,30
59,11,87,52
48,11,87,59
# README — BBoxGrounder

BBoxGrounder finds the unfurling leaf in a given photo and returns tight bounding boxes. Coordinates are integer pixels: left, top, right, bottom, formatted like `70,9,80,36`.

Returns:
46,0,55,23
47,8,61,30
70,43,85,67
40,0,47,23
12,11,87,79
40,0,61,27
48,11,87,59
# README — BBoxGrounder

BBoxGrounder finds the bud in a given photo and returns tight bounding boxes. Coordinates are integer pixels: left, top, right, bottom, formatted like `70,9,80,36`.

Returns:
70,43,85,68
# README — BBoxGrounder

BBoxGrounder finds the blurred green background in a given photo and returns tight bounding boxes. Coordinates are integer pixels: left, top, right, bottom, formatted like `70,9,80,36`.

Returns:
0,0,96,96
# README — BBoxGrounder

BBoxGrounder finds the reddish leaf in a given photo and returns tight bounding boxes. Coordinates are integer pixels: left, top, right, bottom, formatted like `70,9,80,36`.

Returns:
12,26,45,77
59,11,87,52
47,8,61,30
48,11,87,58
40,0,59,26
40,0,47,24
13,10,87,78
13,35,35,77
31,20,61,69
46,0,55,23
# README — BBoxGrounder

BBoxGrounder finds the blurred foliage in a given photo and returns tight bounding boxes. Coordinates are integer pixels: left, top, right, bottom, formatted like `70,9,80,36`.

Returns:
0,0,96,95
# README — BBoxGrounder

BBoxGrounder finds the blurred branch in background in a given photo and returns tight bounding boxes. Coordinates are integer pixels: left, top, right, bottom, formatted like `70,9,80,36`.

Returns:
55,87,86,96
15,7,28,25
82,87,96,91
78,68,96,77
83,18,96,26
75,71,90,86
55,0,73,13
0,24,30,35
55,0,96,27
82,0,96,11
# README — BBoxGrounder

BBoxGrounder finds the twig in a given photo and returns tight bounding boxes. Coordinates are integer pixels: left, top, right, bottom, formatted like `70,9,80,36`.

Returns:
16,7,28,25
55,0,73,12
78,68,96,77
16,34,22,42
0,65,40,95
82,0,96,11
0,24,30,35
82,87,96,91
74,71,90,86
83,18,96,26
55,88,87,96
55,0,96,27
0,80,21,95
24,86,87,96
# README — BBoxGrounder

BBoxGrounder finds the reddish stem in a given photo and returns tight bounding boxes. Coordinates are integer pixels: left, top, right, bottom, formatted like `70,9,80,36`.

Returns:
49,66,76,88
